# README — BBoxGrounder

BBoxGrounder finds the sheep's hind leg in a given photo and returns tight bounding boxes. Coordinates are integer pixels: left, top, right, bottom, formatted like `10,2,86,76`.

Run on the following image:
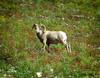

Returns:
47,44,51,53
68,42,71,53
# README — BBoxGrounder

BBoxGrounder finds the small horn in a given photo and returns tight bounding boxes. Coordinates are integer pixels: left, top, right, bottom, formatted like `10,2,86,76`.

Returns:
32,24,37,29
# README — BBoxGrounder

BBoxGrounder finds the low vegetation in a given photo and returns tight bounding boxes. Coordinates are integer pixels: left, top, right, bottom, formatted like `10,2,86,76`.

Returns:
0,0,100,78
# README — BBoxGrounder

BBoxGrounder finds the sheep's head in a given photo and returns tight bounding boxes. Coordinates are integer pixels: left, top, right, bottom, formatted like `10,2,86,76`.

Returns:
32,24,46,34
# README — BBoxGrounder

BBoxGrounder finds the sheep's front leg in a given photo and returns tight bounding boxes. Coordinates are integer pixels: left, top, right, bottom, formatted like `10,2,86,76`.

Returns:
43,43,46,52
47,44,50,53
42,36,47,52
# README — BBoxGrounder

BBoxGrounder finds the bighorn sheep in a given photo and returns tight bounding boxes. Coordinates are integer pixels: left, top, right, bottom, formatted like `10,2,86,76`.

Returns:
32,24,71,53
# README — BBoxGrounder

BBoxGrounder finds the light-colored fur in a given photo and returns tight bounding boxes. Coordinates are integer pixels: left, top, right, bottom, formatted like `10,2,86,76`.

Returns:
32,24,71,53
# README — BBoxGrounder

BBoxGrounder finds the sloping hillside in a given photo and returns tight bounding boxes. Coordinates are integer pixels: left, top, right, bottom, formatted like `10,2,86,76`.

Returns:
0,0,100,78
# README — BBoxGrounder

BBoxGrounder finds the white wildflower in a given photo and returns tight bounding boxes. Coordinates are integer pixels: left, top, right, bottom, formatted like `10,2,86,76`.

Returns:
69,75,72,78
36,72,42,77
62,17,65,20
65,23,68,26
97,47,100,50
3,74,7,77
54,76,57,78
73,69,76,72
50,68,53,72
31,76,34,78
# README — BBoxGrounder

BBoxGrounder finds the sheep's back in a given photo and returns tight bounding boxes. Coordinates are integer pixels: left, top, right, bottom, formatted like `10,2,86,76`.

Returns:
46,31,67,45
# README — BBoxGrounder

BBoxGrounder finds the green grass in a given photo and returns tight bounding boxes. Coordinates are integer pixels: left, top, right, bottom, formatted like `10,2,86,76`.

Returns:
0,0,100,78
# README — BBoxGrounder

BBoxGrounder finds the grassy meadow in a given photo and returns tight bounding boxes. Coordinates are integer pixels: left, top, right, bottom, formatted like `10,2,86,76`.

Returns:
0,0,100,78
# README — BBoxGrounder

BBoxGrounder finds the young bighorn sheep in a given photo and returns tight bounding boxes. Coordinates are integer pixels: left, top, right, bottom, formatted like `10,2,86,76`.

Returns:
32,24,71,53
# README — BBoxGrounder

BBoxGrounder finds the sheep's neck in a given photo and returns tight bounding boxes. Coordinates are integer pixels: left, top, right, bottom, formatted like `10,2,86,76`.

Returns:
36,33,43,43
